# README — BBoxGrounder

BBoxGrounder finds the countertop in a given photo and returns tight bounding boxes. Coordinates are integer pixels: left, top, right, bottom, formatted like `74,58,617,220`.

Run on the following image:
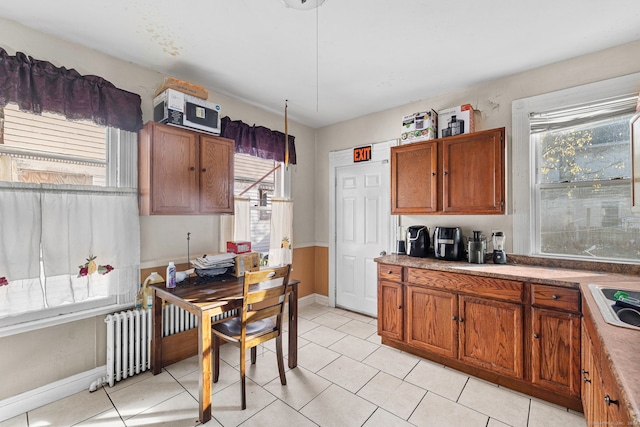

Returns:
375,254,640,423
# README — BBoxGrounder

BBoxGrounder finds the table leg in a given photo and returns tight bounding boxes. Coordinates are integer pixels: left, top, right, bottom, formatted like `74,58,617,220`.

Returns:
288,282,298,368
199,311,212,423
151,288,163,375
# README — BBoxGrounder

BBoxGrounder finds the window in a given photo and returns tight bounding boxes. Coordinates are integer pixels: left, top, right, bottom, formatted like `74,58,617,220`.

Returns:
0,104,139,333
233,153,281,257
512,73,640,263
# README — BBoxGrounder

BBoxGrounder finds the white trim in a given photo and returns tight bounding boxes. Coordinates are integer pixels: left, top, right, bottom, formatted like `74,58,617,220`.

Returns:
512,72,640,255
328,140,398,309
0,304,132,338
0,366,106,422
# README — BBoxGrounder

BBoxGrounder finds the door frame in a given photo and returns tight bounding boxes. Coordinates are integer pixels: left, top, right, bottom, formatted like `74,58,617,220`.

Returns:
328,140,398,309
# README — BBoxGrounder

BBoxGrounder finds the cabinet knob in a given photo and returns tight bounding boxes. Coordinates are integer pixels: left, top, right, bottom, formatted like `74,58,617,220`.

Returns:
604,395,619,406
387,270,392,274
583,378,591,383
397,305,402,310
202,168,207,172
431,172,436,176
581,369,589,375
189,166,195,171
459,318,464,322
443,171,448,175
533,333,540,339
552,294,559,300
452,316,457,321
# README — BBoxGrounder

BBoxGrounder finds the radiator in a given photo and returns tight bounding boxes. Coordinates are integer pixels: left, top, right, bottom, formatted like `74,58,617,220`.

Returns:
101,305,236,388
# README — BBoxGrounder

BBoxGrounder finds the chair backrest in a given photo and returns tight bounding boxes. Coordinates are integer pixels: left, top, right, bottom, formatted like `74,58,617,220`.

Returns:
241,265,291,328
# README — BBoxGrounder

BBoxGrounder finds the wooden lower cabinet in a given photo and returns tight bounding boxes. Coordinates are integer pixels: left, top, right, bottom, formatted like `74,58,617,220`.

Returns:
378,280,403,341
378,265,585,411
459,296,523,378
581,318,630,424
531,308,581,397
406,286,458,358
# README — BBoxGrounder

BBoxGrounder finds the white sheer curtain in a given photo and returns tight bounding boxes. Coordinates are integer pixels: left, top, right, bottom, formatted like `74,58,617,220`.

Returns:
0,184,140,320
218,197,251,252
268,199,293,266
0,184,44,316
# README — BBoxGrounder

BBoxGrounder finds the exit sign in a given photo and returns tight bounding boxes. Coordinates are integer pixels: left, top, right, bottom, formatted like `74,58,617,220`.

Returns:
353,145,372,163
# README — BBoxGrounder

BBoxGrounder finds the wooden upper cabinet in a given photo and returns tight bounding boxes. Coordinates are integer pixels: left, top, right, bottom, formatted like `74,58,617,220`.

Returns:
442,128,505,214
390,128,505,215
391,141,438,214
199,135,234,214
139,122,234,215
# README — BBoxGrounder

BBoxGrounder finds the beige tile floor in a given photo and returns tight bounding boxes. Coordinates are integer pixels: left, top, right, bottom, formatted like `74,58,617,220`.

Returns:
1,303,587,427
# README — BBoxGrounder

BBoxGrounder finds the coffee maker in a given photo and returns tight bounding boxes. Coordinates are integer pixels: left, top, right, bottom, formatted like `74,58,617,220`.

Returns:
492,231,507,264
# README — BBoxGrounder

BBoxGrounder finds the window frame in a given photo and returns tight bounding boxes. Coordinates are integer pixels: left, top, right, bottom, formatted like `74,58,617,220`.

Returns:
512,72,640,263
0,107,139,337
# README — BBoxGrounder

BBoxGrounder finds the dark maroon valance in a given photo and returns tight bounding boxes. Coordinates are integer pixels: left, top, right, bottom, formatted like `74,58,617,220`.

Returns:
0,48,142,132
221,116,297,165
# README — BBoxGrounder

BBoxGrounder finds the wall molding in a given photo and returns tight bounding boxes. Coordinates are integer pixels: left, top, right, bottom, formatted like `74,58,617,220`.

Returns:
0,366,106,422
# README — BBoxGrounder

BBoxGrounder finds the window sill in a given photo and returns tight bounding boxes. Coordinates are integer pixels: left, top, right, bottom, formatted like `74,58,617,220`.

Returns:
0,303,134,338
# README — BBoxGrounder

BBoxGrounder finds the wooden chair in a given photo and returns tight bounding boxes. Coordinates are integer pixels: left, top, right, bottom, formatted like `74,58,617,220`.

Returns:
211,265,291,409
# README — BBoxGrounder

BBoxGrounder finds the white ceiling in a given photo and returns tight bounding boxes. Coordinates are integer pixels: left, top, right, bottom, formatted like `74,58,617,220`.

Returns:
1,0,639,129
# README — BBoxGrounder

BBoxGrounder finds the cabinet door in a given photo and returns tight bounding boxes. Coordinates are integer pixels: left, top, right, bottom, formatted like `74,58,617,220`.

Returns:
405,286,458,358
531,308,581,397
581,321,594,422
199,135,234,214
390,141,438,214
151,124,199,214
378,280,403,340
442,128,505,214
459,295,523,378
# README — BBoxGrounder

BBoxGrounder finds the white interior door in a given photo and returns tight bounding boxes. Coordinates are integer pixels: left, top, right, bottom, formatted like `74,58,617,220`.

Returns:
335,159,390,316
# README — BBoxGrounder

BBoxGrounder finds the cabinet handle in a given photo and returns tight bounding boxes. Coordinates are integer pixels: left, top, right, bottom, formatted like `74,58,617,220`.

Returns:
189,166,195,171
552,294,559,300
533,333,540,339
604,395,619,406
452,316,457,321
583,378,591,383
202,168,207,172
431,172,436,176
387,270,392,274
581,369,589,375
443,171,448,175
459,318,464,322
397,305,402,309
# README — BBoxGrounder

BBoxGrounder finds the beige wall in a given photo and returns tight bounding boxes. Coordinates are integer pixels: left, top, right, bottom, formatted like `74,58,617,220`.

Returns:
315,40,640,253
0,17,316,400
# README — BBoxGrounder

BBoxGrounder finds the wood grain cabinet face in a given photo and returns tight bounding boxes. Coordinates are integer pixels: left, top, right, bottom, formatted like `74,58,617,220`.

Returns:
139,122,234,215
531,307,581,396
459,295,524,378
390,128,505,215
405,286,458,358
378,280,403,341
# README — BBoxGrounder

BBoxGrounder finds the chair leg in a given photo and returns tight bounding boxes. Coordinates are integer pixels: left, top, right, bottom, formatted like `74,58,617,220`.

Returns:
251,346,257,364
240,345,246,410
275,334,287,385
213,335,220,383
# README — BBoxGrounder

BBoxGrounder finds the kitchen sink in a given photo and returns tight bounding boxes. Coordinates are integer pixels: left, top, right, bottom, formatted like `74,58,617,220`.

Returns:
588,284,640,330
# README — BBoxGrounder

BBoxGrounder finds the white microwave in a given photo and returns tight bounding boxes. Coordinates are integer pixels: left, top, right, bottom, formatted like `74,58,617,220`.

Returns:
153,88,221,135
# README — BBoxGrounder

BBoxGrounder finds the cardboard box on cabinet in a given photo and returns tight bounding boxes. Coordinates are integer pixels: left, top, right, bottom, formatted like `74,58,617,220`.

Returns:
438,104,475,138
401,109,438,143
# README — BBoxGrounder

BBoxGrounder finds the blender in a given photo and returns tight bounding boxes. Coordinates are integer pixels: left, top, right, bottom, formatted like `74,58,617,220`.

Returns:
492,231,507,264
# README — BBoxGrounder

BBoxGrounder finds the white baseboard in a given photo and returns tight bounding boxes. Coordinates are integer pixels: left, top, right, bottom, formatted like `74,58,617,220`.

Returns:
0,366,106,422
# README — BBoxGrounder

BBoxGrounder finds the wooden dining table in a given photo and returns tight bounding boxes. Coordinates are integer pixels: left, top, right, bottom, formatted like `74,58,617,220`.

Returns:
150,275,299,424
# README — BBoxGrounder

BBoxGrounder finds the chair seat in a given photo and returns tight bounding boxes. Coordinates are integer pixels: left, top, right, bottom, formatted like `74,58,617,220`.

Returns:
212,317,276,338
